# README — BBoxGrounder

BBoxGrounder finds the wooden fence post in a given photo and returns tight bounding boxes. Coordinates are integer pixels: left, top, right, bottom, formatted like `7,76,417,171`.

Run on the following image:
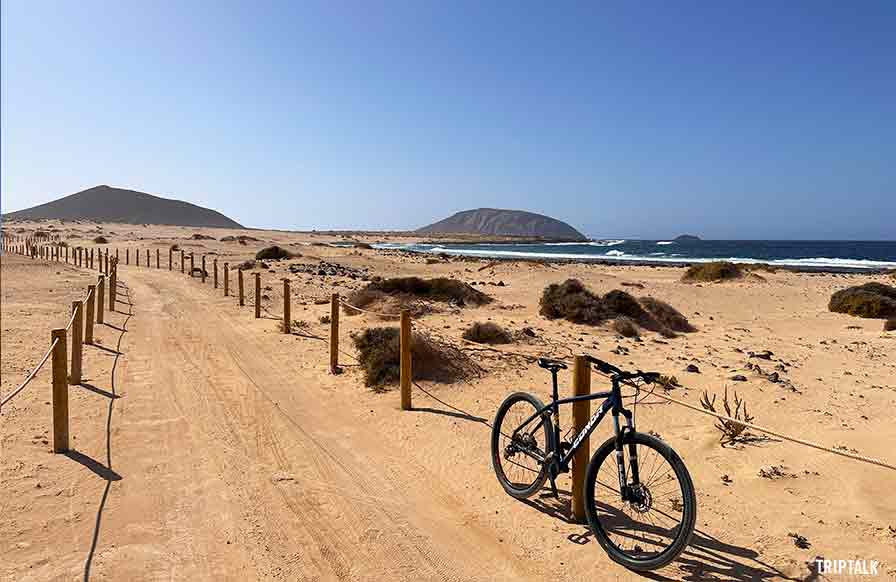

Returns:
180,250,185,273
254,273,261,318
282,279,290,332
190,253,195,276
202,255,207,283
51,328,69,453
572,355,591,524
330,294,339,373
85,285,96,344
214,259,219,288
156,248,160,268
224,263,229,296
126,248,129,265
169,247,173,270
97,276,105,324
66,246,69,263
90,248,94,269
70,301,83,385
109,262,117,312
400,310,412,410
238,270,245,305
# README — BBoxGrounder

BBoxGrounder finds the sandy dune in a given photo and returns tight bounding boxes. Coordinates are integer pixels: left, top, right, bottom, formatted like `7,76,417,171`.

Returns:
2,221,895,581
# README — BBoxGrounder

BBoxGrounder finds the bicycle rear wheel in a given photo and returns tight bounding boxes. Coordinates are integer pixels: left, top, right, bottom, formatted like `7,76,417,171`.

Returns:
584,432,696,571
491,392,551,499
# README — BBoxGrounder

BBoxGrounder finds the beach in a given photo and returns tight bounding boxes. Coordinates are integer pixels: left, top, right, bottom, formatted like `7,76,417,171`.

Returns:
3,220,895,581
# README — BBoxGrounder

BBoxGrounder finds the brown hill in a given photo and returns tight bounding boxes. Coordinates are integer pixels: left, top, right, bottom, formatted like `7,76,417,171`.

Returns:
417,208,587,241
3,185,243,228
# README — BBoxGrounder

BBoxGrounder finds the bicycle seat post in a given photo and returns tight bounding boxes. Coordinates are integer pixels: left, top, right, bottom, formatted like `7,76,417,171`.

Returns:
550,368,560,404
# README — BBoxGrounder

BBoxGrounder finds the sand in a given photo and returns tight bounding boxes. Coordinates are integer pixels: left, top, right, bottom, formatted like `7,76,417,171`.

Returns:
2,220,895,581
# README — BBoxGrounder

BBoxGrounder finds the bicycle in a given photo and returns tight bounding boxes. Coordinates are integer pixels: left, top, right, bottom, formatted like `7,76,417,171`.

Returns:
490,355,696,571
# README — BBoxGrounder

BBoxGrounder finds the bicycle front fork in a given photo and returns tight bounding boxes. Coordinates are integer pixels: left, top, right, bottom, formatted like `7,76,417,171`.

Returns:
614,410,642,502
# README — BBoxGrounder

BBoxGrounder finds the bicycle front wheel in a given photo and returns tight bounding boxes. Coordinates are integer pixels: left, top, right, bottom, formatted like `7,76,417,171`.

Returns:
584,432,696,571
491,392,551,499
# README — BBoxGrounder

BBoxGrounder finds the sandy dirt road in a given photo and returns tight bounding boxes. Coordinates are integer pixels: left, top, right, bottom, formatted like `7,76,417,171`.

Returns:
80,266,534,581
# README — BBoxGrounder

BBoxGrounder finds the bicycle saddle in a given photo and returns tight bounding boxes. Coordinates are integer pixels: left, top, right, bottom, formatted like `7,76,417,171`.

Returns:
537,358,567,372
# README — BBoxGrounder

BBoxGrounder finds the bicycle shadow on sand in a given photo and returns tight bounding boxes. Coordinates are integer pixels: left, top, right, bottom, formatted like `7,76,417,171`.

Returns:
521,488,804,582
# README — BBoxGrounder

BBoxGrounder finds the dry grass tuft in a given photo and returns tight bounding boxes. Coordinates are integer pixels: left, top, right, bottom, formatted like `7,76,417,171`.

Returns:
681,261,744,283
828,283,896,319
462,322,512,344
353,327,480,388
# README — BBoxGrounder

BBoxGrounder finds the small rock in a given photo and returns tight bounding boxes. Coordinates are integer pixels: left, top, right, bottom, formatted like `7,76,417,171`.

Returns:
730,374,747,382
685,364,700,373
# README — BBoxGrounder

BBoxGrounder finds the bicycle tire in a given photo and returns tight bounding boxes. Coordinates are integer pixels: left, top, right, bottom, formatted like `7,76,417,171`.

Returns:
584,432,696,571
491,392,552,499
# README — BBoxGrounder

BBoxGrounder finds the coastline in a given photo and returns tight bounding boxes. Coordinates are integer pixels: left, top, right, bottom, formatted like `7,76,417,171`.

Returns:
377,246,896,274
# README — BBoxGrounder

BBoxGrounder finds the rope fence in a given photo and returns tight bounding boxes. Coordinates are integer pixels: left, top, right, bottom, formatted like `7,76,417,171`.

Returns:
0,338,59,409
1,239,122,453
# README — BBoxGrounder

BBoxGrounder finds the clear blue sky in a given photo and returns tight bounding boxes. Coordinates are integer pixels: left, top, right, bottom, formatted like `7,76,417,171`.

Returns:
2,1,894,239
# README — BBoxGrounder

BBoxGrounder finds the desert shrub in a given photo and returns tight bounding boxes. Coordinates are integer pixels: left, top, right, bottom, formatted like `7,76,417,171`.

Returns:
613,317,639,337
353,327,479,387
221,235,260,243
656,375,680,390
361,277,491,307
344,287,384,311
700,387,754,444
256,245,296,260
681,261,743,283
235,260,257,270
828,283,896,319
191,233,215,240
342,288,432,318
539,279,693,337
884,319,896,332
93,236,108,244
639,297,696,333
462,322,512,344
539,279,607,323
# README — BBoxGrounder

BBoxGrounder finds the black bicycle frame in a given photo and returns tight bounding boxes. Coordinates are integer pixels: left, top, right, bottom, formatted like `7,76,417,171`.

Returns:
512,374,640,495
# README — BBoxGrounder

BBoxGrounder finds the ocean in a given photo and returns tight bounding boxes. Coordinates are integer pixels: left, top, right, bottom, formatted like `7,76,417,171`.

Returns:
376,239,896,272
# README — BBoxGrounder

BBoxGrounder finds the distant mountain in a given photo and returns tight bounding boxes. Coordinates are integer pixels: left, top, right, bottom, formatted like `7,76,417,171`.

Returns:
674,234,701,242
2,185,243,228
417,208,587,241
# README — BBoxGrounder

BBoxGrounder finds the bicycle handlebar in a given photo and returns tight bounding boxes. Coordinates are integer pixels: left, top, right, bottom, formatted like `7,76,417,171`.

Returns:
585,355,659,384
